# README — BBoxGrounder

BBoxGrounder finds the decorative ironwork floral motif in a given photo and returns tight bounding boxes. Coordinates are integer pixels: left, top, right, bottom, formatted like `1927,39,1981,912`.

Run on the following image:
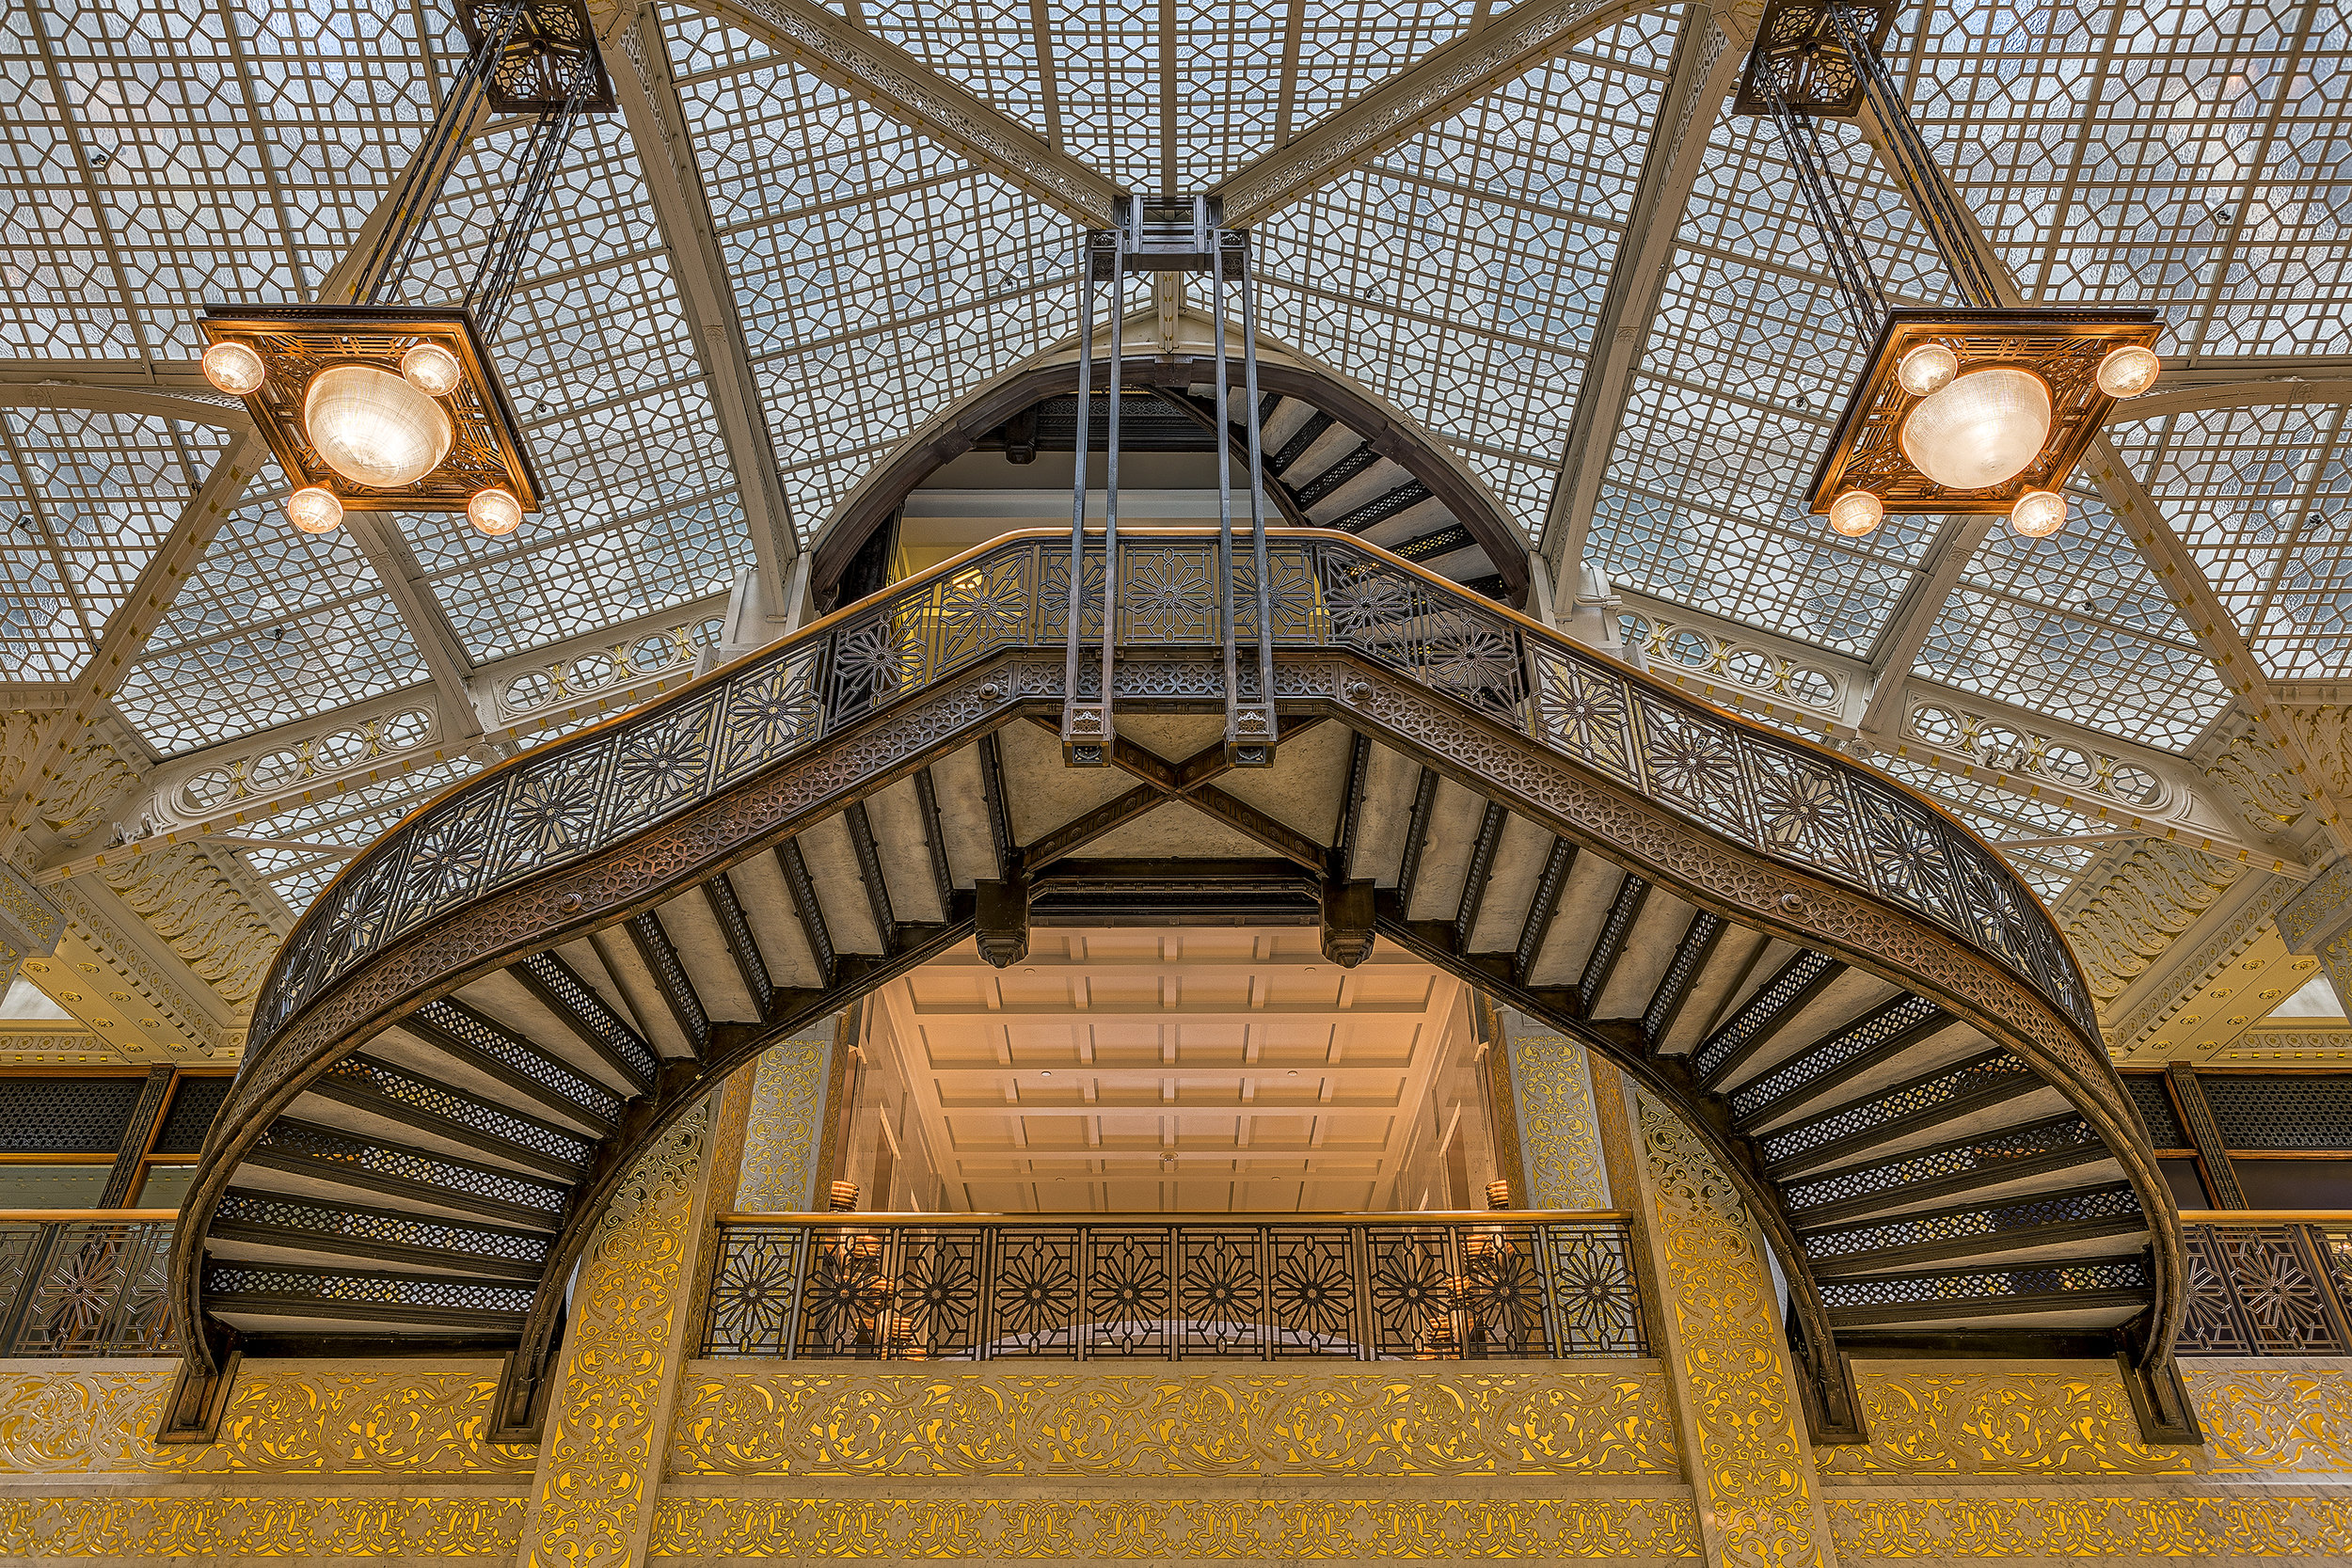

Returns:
700,1216,1646,1362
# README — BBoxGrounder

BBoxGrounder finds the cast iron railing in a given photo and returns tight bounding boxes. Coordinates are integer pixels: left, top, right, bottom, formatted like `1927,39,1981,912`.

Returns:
0,1215,176,1355
247,530,2093,1069
2177,1217,2352,1354
698,1212,1647,1361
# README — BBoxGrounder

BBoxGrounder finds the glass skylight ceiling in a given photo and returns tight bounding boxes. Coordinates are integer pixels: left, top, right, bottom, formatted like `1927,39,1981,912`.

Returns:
0,0,2340,927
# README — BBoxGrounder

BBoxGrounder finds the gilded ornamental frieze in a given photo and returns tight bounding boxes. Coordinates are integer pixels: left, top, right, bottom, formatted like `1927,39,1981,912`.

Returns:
668,1367,1680,1478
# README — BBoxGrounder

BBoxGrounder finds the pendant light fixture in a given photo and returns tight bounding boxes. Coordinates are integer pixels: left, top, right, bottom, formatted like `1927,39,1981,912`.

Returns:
1740,0,2162,540
198,1,613,536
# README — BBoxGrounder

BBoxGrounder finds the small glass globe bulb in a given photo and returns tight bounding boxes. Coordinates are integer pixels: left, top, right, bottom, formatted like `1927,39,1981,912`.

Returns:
2010,489,2067,539
1828,489,1884,537
1899,367,2053,491
400,341,463,397
286,485,343,534
469,485,523,537
1897,342,1959,397
201,341,267,396
2096,344,2161,399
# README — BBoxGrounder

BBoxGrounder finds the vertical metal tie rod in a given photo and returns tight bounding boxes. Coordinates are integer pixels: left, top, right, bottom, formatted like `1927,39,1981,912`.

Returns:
1231,228,1278,767
1060,230,1107,765
1097,224,1126,765
1213,230,1239,742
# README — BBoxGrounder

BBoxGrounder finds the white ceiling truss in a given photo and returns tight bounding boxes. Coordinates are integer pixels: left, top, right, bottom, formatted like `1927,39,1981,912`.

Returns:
1,0,2348,1061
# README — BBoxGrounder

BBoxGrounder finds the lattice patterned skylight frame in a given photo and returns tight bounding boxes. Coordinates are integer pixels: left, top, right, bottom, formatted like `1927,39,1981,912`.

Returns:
199,304,541,514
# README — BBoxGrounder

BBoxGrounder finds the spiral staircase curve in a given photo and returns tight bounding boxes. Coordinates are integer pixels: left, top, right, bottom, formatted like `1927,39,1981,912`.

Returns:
162,528,2193,1448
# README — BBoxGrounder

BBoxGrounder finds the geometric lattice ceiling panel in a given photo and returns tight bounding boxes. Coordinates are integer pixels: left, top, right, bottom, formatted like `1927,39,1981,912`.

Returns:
1256,11,1683,541
1911,482,2232,752
2115,404,2352,681
1586,98,1958,656
0,408,230,682
1907,0,2352,359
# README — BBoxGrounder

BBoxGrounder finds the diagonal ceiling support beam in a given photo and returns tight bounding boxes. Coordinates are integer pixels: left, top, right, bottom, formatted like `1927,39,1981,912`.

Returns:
603,2,798,624
1212,0,1666,228
1,433,270,862
339,515,489,749
2107,355,2352,424
679,0,1120,226
1539,1,1752,584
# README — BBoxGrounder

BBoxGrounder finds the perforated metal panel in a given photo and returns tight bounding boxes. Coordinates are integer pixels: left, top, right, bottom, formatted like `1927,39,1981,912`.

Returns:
2124,1074,2186,1149
0,1079,146,1154
2204,1075,2352,1152
152,1076,233,1156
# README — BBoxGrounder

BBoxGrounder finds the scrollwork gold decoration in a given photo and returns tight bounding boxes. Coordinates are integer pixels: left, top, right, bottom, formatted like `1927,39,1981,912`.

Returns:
1507,1024,1613,1210
1828,1496,2352,1559
2190,1366,2352,1476
1637,1091,1831,1568
668,1367,1679,1477
0,1495,524,1558
647,1496,1703,1560
735,1036,830,1212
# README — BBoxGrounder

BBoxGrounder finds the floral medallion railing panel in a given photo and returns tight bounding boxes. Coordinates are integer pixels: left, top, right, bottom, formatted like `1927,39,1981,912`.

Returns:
246,531,2094,1063
2176,1222,2352,1354
0,1220,177,1355
700,1214,1647,1362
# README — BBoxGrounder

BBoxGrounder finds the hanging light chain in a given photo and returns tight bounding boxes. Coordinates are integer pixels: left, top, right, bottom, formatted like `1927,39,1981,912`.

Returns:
466,91,587,337
1822,1,2007,310
1757,55,1888,343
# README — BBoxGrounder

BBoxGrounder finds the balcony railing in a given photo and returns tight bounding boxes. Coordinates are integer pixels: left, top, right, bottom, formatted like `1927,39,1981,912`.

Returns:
0,1213,176,1356
698,1212,1648,1361
2176,1213,2352,1354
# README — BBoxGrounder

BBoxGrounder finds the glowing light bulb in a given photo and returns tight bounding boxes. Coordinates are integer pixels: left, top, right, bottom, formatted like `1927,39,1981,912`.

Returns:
304,364,453,489
2009,488,2067,539
286,485,343,534
1899,367,2052,491
400,341,463,397
201,341,267,396
1896,342,1958,397
2096,344,2161,399
468,485,522,537
1827,489,1884,538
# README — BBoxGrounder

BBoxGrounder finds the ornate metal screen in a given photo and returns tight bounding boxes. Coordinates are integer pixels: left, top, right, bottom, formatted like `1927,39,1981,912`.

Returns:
2176,1221,2352,1355
701,1214,1646,1362
248,530,2093,1066
0,1220,177,1356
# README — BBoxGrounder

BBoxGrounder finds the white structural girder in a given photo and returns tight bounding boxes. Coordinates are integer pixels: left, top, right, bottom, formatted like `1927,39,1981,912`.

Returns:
2112,355,2352,424
338,515,490,747
605,2,798,623
1540,1,1753,583
683,0,1119,227
1853,516,1994,738
1213,0,1683,227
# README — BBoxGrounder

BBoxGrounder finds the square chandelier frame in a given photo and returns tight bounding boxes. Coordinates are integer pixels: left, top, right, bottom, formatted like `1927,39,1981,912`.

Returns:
199,304,543,515
1805,307,2163,515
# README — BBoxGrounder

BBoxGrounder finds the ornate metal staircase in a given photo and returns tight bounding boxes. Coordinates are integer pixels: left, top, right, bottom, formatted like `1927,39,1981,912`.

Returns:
167,528,2191,1449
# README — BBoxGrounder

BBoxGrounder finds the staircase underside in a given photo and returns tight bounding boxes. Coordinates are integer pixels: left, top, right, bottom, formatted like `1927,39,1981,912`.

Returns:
172,535,2185,1449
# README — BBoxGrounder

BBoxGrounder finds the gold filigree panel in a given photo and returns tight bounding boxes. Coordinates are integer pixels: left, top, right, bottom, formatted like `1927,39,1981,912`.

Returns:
1828,1496,2352,1559
735,1037,830,1212
1637,1091,1831,1568
1820,1363,2352,1480
1506,1024,1612,1211
518,1106,710,1568
0,1363,532,1476
669,1367,1680,1478
0,1496,524,1558
648,1496,1703,1560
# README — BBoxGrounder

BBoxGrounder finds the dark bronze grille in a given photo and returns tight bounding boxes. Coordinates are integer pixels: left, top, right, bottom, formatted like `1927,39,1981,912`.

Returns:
0,1221,175,1355
153,1076,232,1156
702,1214,1646,1362
2201,1076,2352,1151
0,1077,147,1154
2177,1223,2352,1354
2123,1074,2186,1148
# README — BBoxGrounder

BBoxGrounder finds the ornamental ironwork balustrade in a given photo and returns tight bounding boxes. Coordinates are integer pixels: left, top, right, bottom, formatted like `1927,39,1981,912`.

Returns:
699,1213,1647,1362
246,529,2092,1069
0,1218,176,1356
2175,1220,2352,1354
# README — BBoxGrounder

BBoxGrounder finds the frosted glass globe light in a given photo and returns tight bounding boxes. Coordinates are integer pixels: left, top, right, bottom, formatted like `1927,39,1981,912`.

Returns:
2009,488,2067,539
304,364,453,489
201,341,267,396
1827,489,1884,538
400,341,463,397
2096,344,2161,399
469,485,522,537
1899,367,2052,491
286,485,343,534
1897,342,1958,397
